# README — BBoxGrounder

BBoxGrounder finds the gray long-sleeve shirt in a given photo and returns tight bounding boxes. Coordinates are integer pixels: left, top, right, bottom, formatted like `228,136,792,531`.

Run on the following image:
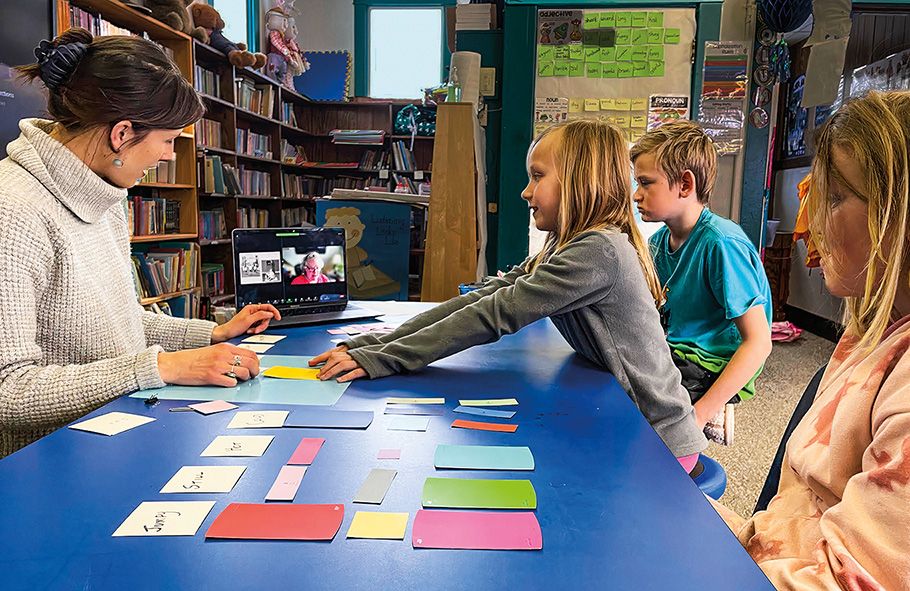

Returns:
345,228,706,458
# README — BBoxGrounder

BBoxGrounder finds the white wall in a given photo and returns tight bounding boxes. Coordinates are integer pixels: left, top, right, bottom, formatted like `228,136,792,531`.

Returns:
291,0,354,52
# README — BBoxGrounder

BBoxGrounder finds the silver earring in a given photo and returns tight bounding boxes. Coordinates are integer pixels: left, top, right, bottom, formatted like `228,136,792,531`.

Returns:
113,158,124,168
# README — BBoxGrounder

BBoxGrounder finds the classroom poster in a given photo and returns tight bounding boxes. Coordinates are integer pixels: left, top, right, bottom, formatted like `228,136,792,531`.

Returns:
534,97,569,128
698,42,749,154
647,95,690,131
538,10,583,46
316,200,410,301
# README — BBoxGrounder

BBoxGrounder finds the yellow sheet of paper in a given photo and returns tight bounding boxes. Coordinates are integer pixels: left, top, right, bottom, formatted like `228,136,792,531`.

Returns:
459,398,519,407
263,366,321,380
583,99,600,112
614,98,632,111
631,98,648,111
568,98,584,113
387,397,445,405
346,511,409,540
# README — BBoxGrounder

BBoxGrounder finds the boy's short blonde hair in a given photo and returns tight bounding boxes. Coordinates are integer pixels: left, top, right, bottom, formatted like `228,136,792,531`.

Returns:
630,120,717,204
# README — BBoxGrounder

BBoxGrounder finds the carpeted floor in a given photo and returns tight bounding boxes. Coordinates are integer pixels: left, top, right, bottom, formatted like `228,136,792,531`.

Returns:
704,331,836,517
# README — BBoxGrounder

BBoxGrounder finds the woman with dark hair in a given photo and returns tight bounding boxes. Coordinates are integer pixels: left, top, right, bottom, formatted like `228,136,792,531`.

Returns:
0,28,281,457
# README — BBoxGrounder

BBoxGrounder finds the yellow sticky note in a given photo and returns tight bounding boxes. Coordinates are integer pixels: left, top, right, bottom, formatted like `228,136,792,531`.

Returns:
631,114,647,129
599,98,612,110
346,511,408,540
459,398,519,407
584,99,600,112
631,130,643,143
386,397,445,405
263,366,321,380
614,115,630,128
631,98,648,111
569,98,584,113
614,98,632,111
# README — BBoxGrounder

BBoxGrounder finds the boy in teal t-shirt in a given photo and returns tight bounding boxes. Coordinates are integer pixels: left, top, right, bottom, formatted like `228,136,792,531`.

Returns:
631,121,772,445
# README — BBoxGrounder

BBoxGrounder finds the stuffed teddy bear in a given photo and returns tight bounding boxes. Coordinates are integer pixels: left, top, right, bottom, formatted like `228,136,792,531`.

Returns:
191,3,267,69
147,0,207,42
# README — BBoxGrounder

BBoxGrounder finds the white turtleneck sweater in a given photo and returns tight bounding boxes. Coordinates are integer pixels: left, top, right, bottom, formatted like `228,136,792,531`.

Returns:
0,119,216,457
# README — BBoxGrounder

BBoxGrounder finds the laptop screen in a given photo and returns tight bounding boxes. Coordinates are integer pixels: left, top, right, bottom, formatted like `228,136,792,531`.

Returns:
233,227,347,309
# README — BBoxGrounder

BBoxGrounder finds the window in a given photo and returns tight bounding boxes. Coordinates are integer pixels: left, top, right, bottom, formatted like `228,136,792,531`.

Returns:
368,8,444,99
212,0,250,50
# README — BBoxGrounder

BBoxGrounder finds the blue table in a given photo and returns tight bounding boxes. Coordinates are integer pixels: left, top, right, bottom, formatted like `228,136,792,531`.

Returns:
0,303,772,590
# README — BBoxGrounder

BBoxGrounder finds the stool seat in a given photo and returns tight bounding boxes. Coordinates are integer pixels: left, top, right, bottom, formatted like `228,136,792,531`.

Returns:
693,454,727,500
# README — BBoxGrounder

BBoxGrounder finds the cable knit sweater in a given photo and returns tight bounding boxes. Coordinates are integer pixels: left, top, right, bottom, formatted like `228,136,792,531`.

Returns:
0,119,216,457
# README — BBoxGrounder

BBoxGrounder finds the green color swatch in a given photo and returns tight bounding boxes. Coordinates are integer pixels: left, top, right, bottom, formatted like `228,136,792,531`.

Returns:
421,478,537,509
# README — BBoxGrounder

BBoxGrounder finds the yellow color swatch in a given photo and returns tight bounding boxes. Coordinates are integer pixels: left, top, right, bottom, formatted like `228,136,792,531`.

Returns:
346,511,409,540
387,397,445,405
459,398,519,407
262,366,321,380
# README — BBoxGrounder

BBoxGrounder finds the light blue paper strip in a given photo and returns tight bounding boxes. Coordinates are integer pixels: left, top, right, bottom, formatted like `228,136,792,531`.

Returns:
130,355,349,406
453,405,516,419
434,444,535,471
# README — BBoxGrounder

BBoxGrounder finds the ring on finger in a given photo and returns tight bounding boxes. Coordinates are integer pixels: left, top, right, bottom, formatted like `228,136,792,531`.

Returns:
232,354,242,366
226,370,237,379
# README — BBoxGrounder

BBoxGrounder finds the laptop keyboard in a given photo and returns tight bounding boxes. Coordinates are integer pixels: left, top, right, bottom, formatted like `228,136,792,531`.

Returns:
284,305,342,316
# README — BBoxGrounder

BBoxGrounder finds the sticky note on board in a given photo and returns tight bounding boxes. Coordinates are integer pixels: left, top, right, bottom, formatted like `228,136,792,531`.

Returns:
665,28,681,44
113,501,215,537
583,99,600,112
347,511,409,540
601,46,616,61
583,12,599,29
615,12,632,27
631,98,648,111
614,98,632,110
631,12,647,27
649,45,665,61
585,62,603,78
537,45,555,61
598,12,613,28
631,46,649,61
411,509,542,551
618,62,634,78
614,115,630,128
649,60,665,77
603,63,618,78
600,98,614,110
554,61,570,76
631,130,644,143
205,503,344,541
568,61,584,77
615,45,633,62
421,477,537,509
554,45,570,60
584,46,600,61
263,366,320,380
568,98,584,113
631,29,648,45
537,61,555,77
648,28,664,44
633,61,649,77
647,12,664,27
569,45,584,60
631,114,647,128
615,28,632,45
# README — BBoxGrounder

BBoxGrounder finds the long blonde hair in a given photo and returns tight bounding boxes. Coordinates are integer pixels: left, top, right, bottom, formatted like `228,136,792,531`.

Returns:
529,120,662,304
808,90,910,351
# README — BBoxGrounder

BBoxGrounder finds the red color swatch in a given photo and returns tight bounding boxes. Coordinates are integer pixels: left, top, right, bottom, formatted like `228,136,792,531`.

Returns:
451,419,518,433
412,509,542,550
288,437,325,465
205,503,344,540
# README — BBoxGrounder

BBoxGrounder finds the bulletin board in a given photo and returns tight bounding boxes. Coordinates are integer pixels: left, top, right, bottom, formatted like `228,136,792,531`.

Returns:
533,7,697,142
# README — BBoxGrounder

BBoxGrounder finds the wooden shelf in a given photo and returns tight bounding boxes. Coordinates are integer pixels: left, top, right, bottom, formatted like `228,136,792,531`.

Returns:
64,0,190,41
135,182,195,189
237,153,281,165
197,145,236,157
280,123,319,137
236,194,282,201
140,287,201,306
130,233,197,243
236,107,280,126
193,39,226,60
198,92,234,109
391,135,435,141
237,66,274,86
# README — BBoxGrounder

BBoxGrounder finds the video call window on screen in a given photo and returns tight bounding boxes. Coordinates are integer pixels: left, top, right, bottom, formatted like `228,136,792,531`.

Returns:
238,247,344,287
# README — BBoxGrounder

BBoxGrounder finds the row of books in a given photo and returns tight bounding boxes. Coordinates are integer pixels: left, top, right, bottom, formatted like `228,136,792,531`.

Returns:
282,173,380,199
238,207,270,229
391,141,419,172
196,119,223,149
194,65,222,98
201,264,226,297
59,0,133,37
199,155,243,195
140,159,177,185
199,208,227,241
358,149,392,171
392,172,419,195
130,242,199,299
281,102,298,126
126,196,180,237
237,129,273,160
281,139,307,165
238,166,272,196
236,79,275,119
144,293,200,319
330,130,386,145
281,206,311,227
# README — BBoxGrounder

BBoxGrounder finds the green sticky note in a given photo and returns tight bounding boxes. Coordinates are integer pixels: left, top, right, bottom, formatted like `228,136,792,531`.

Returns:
554,61,570,77
633,61,649,77
554,45,570,60
631,12,647,28
601,46,616,62
583,12,599,29
601,12,616,28
434,444,535,471
647,12,664,27
584,46,601,62
631,29,648,45
614,45,633,62
615,28,631,45
617,62,634,78
602,62,618,78
583,29,599,45
665,28,681,44
631,46,649,61
615,12,632,27
538,45,555,61
648,45,665,61
568,61,585,77
648,28,664,44
569,45,584,60
648,60,665,77
538,61,555,77
585,62,603,78
422,477,537,509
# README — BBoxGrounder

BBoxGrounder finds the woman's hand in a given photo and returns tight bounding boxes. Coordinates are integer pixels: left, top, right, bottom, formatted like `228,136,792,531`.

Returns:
310,346,367,383
211,304,282,343
158,343,260,387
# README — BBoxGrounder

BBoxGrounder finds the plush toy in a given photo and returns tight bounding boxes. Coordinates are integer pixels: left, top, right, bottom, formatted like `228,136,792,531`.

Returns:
264,8,292,86
190,3,266,69
146,0,207,42
285,18,310,78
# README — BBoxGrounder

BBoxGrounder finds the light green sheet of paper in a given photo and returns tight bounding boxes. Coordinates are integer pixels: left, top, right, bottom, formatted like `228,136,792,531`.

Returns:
421,477,537,509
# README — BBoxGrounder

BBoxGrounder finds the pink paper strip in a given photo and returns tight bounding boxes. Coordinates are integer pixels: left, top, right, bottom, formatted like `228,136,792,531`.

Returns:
412,509,542,550
377,448,401,460
265,466,307,501
327,329,346,335
189,400,238,415
288,437,325,465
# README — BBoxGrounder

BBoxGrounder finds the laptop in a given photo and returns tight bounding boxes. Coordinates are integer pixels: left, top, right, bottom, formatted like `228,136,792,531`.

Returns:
232,227,381,327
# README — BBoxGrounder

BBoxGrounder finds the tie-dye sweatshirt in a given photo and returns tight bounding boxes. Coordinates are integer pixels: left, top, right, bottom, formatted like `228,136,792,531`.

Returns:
714,314,910,589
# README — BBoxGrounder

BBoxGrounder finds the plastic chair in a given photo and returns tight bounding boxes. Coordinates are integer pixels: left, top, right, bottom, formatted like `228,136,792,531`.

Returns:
692,454,727,500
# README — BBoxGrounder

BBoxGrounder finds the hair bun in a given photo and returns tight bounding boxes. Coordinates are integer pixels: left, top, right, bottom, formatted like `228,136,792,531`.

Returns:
34,39,88,91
